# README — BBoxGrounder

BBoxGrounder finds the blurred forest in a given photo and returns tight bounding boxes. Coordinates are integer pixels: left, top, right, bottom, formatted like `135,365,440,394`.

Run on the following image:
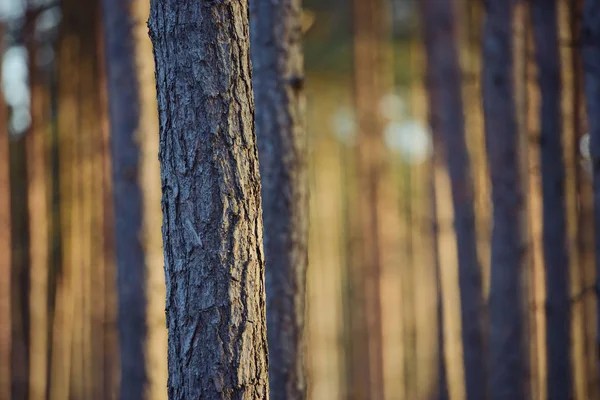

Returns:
1,0,598,399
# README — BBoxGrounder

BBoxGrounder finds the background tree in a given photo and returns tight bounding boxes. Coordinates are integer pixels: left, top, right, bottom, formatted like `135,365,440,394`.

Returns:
101,0,150,397
250,0,308,399
531,0,572,397
420,0,487,398
148,1,269,398
482,0,528,397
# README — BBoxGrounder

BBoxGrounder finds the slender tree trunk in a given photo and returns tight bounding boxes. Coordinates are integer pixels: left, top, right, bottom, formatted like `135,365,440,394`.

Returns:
482,1,528,398
101,0,148,397
26,42,50,400
431,163,449,400
0,24,12,400
421,1,487,398
581,0,600,386
351,0,386,397
249,0,307,399
530,0,572,397
148,2,269,398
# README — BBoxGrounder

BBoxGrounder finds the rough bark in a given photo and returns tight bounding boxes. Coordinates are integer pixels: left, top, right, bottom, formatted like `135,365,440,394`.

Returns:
482,1,528,398
249,0,307,399
530,0,572,397
351,0,386,397
581,0,600,382
148,1,269,398
420,1,487,398
101,0,148,397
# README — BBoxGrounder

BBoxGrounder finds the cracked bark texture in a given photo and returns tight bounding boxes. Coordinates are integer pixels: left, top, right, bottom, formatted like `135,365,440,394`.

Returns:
101,0,148,398
249,0,307,399
420,1,487,398
482,1,528,398
582,0,600,375
148,1,269,399
531,0,572,398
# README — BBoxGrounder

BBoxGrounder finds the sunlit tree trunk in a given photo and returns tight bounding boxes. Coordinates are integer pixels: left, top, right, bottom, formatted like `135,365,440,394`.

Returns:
482,1,528,397
531,1,572,397
250,0,308,399
0,24,12,400
148,1,269,398
421,1,487,398
351,0,386,397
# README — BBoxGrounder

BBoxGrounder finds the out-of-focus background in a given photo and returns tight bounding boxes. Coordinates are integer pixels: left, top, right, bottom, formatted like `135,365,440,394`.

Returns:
0,0,596,399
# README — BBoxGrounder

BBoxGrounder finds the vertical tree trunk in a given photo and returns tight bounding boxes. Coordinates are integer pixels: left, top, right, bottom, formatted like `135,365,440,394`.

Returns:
101,0,148,397
581,0,600,384
0,24,12,400
249,1,307,399
531,0,572,397
148,2,269,398
420,1,487,398
482,1,528,398
351,0,386,397
26,42,50,400
430,161,449,400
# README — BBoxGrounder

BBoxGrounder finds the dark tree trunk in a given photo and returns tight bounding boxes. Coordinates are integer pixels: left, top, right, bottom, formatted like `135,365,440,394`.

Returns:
101,0,148,398
530,0,572,398
249,0,308,399
148,1,269,398
482,1,528,398
581,0,600,383
420,1,487,398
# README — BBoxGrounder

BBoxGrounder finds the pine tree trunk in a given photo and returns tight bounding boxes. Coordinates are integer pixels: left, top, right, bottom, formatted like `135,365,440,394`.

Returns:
581,0,600,384
530,0,572,397
352,0,386,397
0,24,12,400
249,0,307,399
148,2,269,398
101,0,149,397
420,1,487,398
482,1,528,398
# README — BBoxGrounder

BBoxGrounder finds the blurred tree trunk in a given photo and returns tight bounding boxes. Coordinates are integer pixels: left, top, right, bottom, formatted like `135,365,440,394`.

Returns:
148,1,269,398
96,20,119,399
26,38,50,400
482,1,528,398
570,0,598,396
0,24,12,400
420,1,487,398
10,128,31,400
101,0,150,397
249,1,308,399
50,1,114,398
430,156,449,400
581,0,600,385
351,0,386,397
531,1,572,397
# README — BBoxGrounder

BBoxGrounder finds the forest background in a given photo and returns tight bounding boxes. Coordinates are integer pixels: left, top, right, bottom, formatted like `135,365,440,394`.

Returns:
1,0,598,399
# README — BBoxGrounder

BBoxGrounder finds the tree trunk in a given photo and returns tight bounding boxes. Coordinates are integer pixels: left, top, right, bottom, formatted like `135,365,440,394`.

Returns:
351,0,386,397
0,24,12,400
581,0,600,384
531,0,572,397
482,1,528,398
148,2,269,398
101,0,149,397
420,1,487,398
249,0,307,399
